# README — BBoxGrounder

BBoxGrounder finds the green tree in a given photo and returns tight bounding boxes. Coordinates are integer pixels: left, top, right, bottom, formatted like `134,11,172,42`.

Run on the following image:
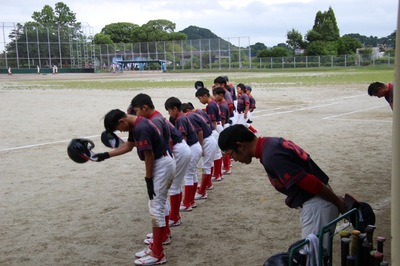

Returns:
305,41,338,56
101,22,139,43
93,33,113,44
337,36,362,54
307,7,340,42
305,7,341,55
135,19,186,42
257,46,289,58
31,2,81,30
249,42,267,57
6,2,83,68
286,29,305,50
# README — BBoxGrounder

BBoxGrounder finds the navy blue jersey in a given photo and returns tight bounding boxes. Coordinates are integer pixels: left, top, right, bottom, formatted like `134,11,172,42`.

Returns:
256,137,329,208
205,100,221,123
148,110,171,153
227,83,237,101
224,88,233,106
167,119,184,145
386,83,393,107
194,109,213,130
128,116,167,161
186,112,212,138
248,95,256,112
218,101,230,124
175,113,199,146
237,93,250,113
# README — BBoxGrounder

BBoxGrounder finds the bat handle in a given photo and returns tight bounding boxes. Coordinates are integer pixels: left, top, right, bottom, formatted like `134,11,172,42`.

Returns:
340,237,351,266
350,230,361,257
376,236,386,253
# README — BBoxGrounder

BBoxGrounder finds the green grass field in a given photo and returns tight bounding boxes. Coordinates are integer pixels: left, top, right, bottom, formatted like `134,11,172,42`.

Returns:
5,66,395,90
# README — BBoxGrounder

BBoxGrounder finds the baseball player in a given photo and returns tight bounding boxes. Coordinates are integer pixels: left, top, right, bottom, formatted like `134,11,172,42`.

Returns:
181,103,217,198
130,93,191,228
235,83,250,126
218,124,346,249
195,88,223,181
245,85,258,133
224,76,237,105
367,81,394,110
165,97,202,212
213,87,232,175
214,76,235,121
182,102,213,131
94,109,175,266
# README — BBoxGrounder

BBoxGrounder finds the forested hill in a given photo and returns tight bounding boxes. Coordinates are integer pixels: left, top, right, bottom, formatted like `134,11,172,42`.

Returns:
179,25,234,49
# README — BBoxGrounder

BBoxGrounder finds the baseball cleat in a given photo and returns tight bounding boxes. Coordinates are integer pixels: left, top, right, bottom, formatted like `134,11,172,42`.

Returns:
134,253,166,265
169,218,181,227
194,192,208,200
179,204,192,212
135,247,152,258
143,237,171,245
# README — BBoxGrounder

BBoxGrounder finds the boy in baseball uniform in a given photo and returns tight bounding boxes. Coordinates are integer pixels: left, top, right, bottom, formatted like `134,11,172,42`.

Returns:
94,109,175,265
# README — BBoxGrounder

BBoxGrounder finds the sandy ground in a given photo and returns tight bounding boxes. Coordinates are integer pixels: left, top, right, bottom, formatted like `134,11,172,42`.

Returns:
0,72,393,265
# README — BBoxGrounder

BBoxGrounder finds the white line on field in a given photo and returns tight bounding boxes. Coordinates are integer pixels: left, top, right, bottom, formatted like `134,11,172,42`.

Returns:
255,102,338,117
0,135,100,152
325,118,392,123
322,106,385,120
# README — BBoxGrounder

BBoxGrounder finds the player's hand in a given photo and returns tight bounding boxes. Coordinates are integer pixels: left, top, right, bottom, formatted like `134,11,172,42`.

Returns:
144,177,156,200
93,152,110,162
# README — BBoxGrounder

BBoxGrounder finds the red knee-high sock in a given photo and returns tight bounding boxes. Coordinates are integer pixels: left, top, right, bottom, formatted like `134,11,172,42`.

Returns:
178,191,183,206
223,154,231,171
207,171,213,187
182,185,193,208
150,227,165,259
191,182,198,206
164,216,170,241
169,194,180,222
213,158,223,178
198,174,211,195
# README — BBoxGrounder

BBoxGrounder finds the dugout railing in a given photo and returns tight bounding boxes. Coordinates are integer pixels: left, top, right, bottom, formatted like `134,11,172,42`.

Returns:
288,208,360,266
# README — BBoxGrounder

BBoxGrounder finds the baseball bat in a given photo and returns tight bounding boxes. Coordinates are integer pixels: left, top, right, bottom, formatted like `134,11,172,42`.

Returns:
340,237,351,266
365,225,376,245
361,241,373,266
350,230,361,257
376,236,386,253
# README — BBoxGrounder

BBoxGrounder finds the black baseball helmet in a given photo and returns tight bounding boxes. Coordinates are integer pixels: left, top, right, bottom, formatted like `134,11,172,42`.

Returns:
67,138,95,163
194,81,204,90
101,131,125,148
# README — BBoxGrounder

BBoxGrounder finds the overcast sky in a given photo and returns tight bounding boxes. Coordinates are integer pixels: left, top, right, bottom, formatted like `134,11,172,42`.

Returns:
0,0,397,47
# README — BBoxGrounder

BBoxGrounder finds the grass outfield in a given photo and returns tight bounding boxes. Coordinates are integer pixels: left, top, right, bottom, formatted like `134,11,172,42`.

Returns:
2,67,394,90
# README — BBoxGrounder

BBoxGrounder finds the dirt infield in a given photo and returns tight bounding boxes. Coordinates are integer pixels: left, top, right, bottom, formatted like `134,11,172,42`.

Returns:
0,72,392,265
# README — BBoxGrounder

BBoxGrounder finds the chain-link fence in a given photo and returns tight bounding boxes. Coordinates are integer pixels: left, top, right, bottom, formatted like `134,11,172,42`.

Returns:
0,22,394,72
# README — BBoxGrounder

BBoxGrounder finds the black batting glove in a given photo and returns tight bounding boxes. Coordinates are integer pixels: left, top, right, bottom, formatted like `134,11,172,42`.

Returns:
93,152,110,162
144,177,156,200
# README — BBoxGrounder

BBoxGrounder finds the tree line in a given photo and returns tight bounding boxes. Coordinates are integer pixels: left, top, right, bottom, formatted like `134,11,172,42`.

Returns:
3,2,396,67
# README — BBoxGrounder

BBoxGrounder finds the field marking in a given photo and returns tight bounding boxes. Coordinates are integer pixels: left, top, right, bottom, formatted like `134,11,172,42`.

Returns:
325,118,392,123
322,106,386,120
0,135,100,152
252,93,365,115
254,102,338,117
0,94,382,152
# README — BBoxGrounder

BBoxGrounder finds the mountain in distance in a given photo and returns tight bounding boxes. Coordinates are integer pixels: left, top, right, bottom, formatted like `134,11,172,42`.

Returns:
179,25,235,49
